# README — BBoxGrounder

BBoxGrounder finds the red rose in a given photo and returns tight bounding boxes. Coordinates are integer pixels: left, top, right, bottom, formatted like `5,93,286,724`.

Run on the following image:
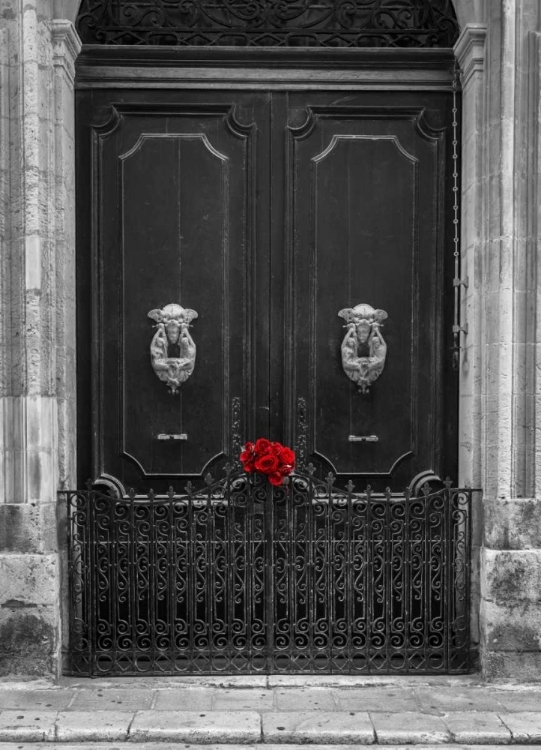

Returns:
268,471,284,486
243,460,256,473
243,441,255,452
254,453,279,474
279,464,293,476
254,438,271,454
240,448,253,464
279,446,295,465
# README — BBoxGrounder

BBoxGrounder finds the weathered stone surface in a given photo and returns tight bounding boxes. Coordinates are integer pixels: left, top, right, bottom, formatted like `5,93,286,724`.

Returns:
69,688,153,711
499,712,541,743
0,554,59,606
262,711,374,744
443,712,511,744
212,689,275,711
414,687,504,713
274,688,336,711
0,689,73,710
482,651,541,681
153,689,214,710
370,712,450,744
0,710,57,741
335,687,419,712
480,549,541,660
56,710,134,741
484,498,541,550
129,710,262,743
492,690,541,712
0,503,58,553
0,609,58,677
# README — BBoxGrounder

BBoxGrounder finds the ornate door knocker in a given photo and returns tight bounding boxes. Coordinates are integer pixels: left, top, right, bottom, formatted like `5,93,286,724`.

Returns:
338,304,388,394
148,304,198,394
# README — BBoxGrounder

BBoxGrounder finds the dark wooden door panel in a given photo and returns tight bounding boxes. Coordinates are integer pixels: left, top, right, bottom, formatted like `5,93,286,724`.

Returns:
84,96,268,490
284,94,453,487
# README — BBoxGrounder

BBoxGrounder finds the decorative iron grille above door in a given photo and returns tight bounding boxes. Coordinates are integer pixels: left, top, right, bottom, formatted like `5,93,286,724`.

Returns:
76,0,459,48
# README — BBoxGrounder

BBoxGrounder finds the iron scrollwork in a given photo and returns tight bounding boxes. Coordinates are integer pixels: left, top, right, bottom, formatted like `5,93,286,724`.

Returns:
148,304,198,394
76,0,459,49
338,303,388,394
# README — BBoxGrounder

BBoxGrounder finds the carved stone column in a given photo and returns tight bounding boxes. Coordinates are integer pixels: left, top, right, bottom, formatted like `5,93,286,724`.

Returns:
0,0,80,676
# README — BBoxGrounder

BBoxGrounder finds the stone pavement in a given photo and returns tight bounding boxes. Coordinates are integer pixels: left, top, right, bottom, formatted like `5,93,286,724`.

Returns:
0,675,539,746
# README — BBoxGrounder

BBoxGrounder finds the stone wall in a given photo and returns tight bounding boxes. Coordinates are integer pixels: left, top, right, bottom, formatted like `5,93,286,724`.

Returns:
0,0,79,676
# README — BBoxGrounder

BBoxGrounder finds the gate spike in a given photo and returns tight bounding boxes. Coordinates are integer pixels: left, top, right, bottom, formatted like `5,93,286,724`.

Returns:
223,462,232,477
147,488,155,501
86,478,93,491
444,476,453,489
204,472,214,486
421,482,431,497
128,487,137,500
184,480,194,495
167,486,175,499
307,463,316,476
404,486,412,501
325,472,335,487
384,486,392,501
365,484,372,499
346,479,355,493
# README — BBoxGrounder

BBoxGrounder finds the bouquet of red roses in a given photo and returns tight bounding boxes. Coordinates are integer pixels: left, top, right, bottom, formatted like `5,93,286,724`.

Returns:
240,438,295,486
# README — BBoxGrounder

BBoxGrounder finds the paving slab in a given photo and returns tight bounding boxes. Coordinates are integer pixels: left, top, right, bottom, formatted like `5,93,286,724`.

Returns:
443,712,512,744
212,689,275,711
334,687,419,712
499,712,541,743
1,745,540,750
262,711,374,744
492,691,541,712
370,711,451,744
0,710,57,741
153,688,214,710
0,690,74,711
129,710,262,743
413,687,505,714
274,688,337,711
55,710,134,741
69,688,153,710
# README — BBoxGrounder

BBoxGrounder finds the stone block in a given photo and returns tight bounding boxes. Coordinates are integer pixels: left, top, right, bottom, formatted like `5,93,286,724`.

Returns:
442,712,511,744
481,650,541,681
369,712,450,744
0,503,58,553
413,687,505,713
262,711,374,744
492,689,541,712
480,549,541,655
0,710,57,741
499,712,541,743
129,710,261,743
484,498,541,549
56,711,134,741
0,553,59,605
0,607,59,677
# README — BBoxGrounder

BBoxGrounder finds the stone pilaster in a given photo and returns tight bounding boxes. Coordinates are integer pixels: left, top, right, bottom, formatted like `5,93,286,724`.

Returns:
472,0,541,678
0,0,80,676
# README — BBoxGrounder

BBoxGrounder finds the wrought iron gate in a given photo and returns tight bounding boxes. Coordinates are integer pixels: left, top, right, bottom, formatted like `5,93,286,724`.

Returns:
63,467,472,676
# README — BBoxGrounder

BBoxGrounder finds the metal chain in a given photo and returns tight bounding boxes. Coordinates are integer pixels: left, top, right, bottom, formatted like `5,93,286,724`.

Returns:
451,59,465,370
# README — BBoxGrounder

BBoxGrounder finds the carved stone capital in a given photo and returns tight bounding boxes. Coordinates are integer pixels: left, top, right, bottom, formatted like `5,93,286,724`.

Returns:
454,23,487,87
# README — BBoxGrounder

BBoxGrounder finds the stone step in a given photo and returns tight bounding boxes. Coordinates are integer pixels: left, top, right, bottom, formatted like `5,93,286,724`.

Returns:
0,709,540,744
0,746,540,750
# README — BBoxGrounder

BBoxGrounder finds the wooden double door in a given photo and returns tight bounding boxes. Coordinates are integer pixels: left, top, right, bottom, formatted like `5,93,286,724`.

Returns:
76,83,457,494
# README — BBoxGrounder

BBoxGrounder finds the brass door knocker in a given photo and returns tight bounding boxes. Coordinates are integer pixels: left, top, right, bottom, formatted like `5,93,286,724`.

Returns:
338,304,388,394
148,304,198,394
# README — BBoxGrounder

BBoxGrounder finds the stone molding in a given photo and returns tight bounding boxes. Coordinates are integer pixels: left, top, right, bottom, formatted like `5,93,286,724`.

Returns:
51,20,82,85
454,23,487,85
